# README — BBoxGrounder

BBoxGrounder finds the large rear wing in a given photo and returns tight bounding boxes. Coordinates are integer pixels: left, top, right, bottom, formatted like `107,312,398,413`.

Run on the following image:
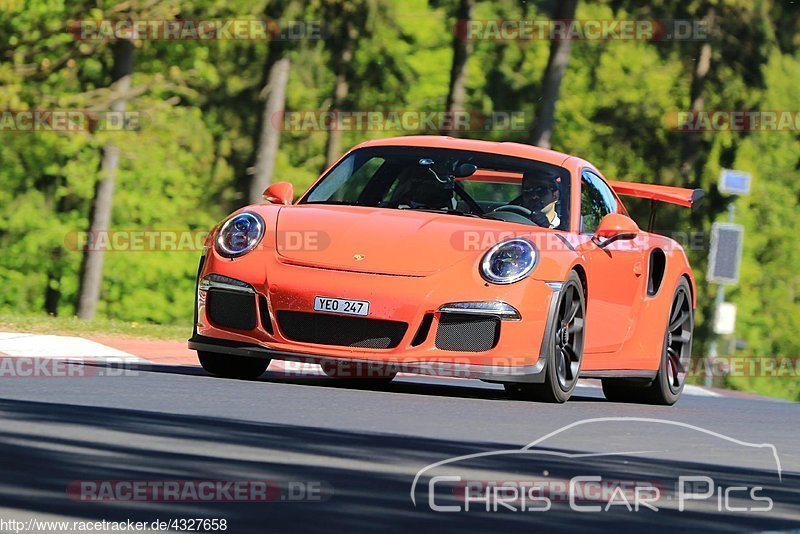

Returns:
608,181,705,211
608,181,704,231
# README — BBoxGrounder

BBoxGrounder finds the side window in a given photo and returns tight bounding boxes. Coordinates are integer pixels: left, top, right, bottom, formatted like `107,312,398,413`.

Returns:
580,171,616,233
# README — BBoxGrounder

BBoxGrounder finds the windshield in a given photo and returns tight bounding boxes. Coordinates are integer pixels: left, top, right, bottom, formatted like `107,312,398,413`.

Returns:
301,147,571,230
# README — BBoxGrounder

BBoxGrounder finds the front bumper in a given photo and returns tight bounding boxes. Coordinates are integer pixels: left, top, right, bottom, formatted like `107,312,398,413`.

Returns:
188,333,549,383
191,251,563,383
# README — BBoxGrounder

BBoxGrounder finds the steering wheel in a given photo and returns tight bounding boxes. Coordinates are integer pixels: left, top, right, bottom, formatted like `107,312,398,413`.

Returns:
492,205,532,217
484,204,536,226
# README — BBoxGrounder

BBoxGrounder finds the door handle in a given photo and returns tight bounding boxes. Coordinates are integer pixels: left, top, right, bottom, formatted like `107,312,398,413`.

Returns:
633,261,643,277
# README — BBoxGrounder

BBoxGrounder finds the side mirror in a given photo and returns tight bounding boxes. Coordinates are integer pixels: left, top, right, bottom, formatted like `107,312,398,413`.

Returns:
262,181,294,205
593,213,639,248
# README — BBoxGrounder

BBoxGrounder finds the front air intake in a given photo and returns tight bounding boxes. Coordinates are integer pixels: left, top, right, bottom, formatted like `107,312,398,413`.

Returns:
435,313,500,352
206,289,257,331
277,311,408,349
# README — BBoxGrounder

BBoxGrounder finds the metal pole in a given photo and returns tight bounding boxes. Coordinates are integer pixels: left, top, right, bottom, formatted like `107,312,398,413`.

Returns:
705,203,737,387
705,285,725,387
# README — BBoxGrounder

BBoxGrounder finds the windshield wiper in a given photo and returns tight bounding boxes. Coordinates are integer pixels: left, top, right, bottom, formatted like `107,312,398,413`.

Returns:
400,207,481,218
305,201,480,218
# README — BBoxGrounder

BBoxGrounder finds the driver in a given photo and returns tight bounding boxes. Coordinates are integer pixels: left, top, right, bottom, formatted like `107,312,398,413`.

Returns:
520,172,561,228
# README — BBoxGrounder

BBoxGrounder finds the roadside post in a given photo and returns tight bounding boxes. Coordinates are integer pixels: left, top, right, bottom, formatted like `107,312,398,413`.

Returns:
705,170,750,387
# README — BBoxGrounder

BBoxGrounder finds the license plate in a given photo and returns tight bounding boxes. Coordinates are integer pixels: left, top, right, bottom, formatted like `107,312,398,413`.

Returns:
313,296,370,317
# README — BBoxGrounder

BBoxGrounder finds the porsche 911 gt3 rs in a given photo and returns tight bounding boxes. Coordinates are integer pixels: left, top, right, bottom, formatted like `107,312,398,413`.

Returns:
189,136,703,404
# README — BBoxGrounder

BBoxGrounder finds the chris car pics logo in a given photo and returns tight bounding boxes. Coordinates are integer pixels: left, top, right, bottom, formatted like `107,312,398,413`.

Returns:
411,418,781,513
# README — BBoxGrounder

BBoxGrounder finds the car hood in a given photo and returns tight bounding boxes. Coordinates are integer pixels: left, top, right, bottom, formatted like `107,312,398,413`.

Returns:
274,205,533,276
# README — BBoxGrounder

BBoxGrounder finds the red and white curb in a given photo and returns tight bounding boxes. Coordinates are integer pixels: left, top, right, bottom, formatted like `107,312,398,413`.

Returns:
0,332,145,362
576,379,720,397
0,331,723,397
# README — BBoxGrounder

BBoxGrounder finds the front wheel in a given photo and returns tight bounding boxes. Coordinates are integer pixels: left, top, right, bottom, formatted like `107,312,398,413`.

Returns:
602,278,693,405
505,271,586,403
198,351,270,380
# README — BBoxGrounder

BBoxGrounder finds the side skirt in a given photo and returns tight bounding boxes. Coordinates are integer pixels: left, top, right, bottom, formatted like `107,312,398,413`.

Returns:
580,369,657,379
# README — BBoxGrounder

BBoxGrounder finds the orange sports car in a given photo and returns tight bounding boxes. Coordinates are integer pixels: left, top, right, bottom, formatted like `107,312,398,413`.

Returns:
189,136,703,404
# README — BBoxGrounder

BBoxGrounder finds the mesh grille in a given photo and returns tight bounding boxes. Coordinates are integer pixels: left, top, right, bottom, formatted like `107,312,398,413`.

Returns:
277,311,408,349
435,313,500,352
207,290,257,331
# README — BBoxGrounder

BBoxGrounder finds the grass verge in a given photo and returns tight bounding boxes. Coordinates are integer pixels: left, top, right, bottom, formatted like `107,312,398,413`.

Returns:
0,313,190,341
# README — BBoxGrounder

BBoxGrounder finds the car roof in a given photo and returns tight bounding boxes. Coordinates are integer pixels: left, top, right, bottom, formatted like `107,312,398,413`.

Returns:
354,136,573,168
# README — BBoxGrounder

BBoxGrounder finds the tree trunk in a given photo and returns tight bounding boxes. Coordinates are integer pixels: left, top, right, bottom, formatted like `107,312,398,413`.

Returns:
44,247,63,316
76,39,134,320
680,6,715,182
441,0,474,136
529,0,578,149
248,55,291,204
324,37,354,168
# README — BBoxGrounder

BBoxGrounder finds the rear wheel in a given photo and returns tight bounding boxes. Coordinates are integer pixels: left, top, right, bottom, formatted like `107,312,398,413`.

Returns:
602,278,693,405
198,351,269,380
505,271,586,403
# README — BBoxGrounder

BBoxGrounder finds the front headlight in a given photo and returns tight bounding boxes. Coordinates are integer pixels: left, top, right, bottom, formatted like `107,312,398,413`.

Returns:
215,212,264,258
480,238,538,284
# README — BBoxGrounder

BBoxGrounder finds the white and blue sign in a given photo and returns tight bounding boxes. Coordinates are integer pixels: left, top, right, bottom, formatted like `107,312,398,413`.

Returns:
719,169,751,196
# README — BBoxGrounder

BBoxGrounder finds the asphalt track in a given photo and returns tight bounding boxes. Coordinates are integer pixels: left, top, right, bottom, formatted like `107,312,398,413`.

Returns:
0,361,798,533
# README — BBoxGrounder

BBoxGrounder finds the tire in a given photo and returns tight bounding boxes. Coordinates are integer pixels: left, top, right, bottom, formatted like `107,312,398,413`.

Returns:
198,350,269,380
602,278,693,405
320,360,397,385
504,270,586,403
